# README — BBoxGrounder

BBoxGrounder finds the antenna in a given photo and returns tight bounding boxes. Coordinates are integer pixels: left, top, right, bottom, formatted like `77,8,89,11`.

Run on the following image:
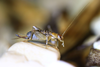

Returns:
62,2,91,36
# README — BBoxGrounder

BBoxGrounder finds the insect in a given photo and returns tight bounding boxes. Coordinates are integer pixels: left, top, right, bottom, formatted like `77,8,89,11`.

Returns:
16,26,64,47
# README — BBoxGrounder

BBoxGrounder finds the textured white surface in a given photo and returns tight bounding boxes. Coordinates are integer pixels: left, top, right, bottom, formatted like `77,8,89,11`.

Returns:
0,42,74,67
8,42,59,66
93,41,100,50
0,51,43,67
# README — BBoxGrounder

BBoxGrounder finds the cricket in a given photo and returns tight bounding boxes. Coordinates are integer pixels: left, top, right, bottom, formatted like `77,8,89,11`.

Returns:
16,26,65,47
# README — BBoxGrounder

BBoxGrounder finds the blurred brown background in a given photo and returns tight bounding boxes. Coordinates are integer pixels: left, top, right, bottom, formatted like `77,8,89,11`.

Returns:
0,0,99,67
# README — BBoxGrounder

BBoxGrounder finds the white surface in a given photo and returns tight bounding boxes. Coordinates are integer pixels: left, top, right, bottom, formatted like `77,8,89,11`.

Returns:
93,41,100,50
0,42,74,67
8,42,58,66
90,16,100,35
47,61,74,67
0,51,43,67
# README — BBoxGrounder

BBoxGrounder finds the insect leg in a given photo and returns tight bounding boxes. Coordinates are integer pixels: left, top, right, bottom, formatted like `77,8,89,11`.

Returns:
16,34,28,39
46,35,49,47
30,32,33,40
57,39,59,48
61,40,64,47
31,27,36,40
47,25,53,32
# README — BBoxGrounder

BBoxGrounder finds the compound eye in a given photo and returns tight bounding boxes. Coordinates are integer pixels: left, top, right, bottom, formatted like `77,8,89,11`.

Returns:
60,36,63,40
58,35,63,40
